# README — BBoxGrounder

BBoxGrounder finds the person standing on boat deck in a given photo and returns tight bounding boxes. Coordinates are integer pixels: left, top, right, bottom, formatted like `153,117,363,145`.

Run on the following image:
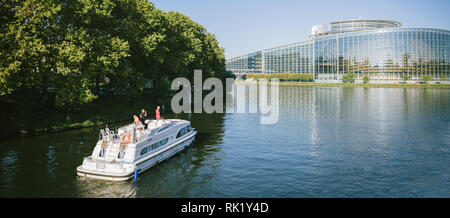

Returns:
156,106,164,125
140,109,148,129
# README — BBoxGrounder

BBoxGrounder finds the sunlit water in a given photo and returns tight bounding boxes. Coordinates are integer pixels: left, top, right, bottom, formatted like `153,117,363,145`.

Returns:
1,86,449,197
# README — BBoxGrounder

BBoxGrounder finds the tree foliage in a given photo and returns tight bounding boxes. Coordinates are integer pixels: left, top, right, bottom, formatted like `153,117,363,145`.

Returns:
0,0,226,109
421,75,431,84
401,76,411,83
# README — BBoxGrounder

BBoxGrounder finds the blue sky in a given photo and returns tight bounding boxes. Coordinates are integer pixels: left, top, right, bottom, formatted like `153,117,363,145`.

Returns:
152,0,450,59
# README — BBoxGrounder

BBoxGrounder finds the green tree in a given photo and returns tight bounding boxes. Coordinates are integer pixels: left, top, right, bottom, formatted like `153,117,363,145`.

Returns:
421,75,431,84
401,76,411,84
162,11,225,82
0,0,132,108
0,0,227,110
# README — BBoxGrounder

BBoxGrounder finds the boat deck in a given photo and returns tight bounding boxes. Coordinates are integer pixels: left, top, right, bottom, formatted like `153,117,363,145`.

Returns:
116,119,179,142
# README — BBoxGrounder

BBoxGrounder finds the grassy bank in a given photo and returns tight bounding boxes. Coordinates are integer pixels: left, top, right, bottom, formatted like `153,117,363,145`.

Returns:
236,80,450,88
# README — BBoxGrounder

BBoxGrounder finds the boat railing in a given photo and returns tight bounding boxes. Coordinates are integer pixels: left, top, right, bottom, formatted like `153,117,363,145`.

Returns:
99,128,120,142
106,127,120,140
99,129,107,141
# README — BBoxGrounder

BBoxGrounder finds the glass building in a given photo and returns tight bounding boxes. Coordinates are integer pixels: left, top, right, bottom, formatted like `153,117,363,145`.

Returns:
226,19,450,82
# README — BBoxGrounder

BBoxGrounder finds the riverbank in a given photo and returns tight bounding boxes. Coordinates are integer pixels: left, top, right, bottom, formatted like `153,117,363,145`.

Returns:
0,96,172,141
235,81,450,88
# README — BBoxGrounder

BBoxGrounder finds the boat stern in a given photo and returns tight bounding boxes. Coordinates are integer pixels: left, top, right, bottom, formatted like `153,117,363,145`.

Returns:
77,157,136,181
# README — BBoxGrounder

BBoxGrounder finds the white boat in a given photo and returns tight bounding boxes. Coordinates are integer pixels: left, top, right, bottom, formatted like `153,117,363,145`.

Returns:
76,119,197,181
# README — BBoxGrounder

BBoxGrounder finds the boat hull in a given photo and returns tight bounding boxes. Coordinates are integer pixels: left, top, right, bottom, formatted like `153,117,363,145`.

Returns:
76,167,135,182
77,131,196,181
135,132,196,173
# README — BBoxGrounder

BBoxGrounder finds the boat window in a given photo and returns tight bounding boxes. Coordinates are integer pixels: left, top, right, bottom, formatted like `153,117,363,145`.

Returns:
160,138,169,146
140,147,148,156
176,127,187,138
157,125,170,133
151,142,159,150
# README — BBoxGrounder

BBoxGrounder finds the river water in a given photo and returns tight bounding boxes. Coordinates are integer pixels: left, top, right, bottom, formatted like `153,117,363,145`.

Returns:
1,86,449,197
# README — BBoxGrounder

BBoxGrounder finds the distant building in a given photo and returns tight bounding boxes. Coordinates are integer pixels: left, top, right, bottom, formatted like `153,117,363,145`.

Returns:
226,19,450,82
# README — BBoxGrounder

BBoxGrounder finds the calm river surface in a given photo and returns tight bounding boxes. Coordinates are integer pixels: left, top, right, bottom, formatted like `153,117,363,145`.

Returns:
1,86,449,197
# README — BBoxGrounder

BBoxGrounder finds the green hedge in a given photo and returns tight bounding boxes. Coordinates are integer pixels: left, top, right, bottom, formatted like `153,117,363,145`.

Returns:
342,73,356,83
246,73,314,82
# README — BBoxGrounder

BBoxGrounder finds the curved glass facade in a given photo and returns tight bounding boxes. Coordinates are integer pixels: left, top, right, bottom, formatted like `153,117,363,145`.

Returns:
226,20,450,82
329,19,401,34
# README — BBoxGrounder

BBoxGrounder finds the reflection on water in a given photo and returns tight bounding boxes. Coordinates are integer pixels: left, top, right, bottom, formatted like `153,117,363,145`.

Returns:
0,86,449,197
1,151,18,188
131,113,226,198
75,178,137,198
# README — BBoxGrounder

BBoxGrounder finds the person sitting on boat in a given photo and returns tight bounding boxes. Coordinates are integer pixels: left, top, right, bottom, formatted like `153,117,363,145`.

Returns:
140,109,148,129
133,115,141,125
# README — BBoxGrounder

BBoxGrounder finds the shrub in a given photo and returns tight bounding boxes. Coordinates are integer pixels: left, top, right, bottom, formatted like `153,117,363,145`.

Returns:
342,73,356,83
82,120,94,127
362,76,370,84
